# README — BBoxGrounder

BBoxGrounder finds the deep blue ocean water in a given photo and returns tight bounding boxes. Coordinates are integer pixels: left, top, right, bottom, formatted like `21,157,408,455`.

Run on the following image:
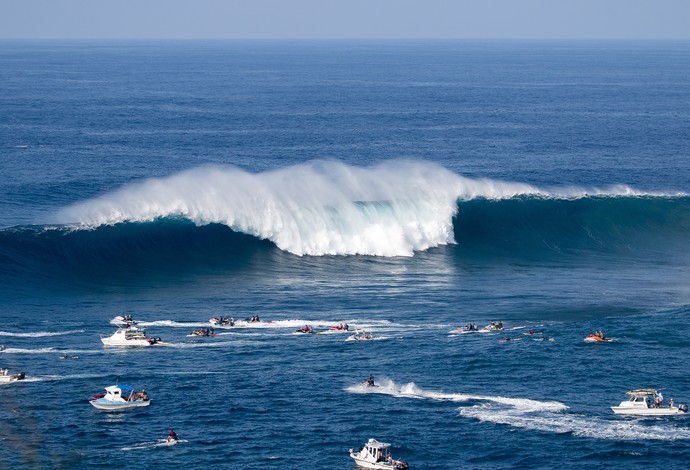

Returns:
1,40,690,469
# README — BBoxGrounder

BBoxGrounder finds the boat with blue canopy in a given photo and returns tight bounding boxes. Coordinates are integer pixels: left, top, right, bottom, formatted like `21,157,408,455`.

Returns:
90,384,151,410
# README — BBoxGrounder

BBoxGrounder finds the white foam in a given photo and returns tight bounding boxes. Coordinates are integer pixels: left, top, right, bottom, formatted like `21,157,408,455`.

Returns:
0,330,85,337
346,379,567,412
137,320,210,328
162,340,260,348
57,160,539,257
348,380,690,442
459,404,690,441
57,160,685,257
0,347,58,354
121,439,188,451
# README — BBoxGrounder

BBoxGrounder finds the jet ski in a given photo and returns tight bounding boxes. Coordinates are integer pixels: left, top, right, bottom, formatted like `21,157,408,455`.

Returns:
296,325,315,334
584,332,613,343
362,375,378,387
209,316,234,326
189,328,215,337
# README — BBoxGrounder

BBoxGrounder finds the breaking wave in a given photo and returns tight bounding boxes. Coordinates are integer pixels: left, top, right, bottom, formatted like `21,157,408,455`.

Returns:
57,160,527,257
0,160,688,286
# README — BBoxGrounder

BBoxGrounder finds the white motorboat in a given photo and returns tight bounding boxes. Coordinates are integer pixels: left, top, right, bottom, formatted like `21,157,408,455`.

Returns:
611,389,688,416
90,384,151,410
349,438,408,470
101,327,162,347
0,369,25,383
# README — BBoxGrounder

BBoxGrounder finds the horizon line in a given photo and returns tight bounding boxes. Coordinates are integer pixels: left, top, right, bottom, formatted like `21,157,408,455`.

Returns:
2,37,690,42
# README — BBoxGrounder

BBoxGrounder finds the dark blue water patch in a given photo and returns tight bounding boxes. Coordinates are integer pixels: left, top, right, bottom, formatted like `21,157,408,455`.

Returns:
0,220,278,289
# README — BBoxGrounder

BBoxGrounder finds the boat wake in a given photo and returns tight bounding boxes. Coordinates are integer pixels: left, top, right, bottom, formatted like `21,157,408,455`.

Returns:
345,335,391,342
0,330,85,337
346,379,566,412
347,379,690,441
459,403,690,441
0,347,59,354
125,317,402,331
121,439,187,451
163,340,261,349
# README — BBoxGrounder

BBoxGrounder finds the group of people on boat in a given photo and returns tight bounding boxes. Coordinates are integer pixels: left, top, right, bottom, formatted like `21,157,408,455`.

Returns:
363,374,376,387
463,323,479,331
210,316,235,326
131,389,149,402
331,323,350,331
245,315,261,323
593,331,606,340
649,391,667,408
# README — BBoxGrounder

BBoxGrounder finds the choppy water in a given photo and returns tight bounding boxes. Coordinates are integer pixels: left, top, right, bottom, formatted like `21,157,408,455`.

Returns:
1,40,690,469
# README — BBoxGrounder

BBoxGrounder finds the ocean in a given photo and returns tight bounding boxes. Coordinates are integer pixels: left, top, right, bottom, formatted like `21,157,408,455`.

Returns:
1,40,690,469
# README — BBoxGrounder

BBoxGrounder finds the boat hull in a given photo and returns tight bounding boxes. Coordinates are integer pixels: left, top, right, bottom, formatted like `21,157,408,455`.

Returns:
584,335,612,343
90,399,151,410
611,406,685,416
350,455,404,469
101,338,152,347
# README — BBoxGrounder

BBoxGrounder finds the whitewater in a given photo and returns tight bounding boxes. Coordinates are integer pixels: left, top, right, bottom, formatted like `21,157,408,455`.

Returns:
56,160,680,257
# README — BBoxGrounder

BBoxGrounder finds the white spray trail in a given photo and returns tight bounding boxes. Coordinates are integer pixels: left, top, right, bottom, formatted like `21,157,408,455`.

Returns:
57,160,539,257
347,379,690,441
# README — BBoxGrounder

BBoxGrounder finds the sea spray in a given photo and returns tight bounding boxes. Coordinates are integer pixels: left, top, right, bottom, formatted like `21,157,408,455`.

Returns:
57,160,539,256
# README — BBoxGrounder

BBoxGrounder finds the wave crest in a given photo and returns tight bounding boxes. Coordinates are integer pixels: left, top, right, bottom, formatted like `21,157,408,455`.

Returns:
58,160,538,256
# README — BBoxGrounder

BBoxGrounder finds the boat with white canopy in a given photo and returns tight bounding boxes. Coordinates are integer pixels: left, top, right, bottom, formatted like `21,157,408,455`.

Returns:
611,389,688,416
349,438,408,469
101,326,162,347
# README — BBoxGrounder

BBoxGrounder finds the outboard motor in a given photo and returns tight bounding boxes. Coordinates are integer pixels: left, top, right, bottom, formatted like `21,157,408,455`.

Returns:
679,404,688,413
